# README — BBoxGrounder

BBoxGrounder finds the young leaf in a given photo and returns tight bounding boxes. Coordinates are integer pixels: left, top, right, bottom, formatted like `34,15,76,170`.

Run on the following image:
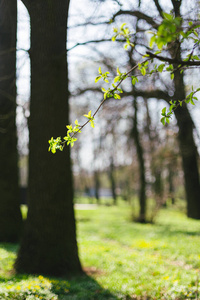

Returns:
114,93,121,99
161,107,166,115
114,76,120,83
120,23,127,30
95,76,101,83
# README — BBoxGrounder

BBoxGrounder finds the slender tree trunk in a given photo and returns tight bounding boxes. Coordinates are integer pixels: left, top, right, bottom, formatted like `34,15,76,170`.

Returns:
153,168,164,205
132,98,146,222
168,163,175,204
109,157,117,205
15,0,82,275
94,170,100,204
0,0,22,242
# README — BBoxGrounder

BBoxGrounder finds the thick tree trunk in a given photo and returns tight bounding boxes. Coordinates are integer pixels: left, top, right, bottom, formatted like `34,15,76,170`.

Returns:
132,98,146,222
172,60,200,218
15,0,82,275
0,0,22,242
171,0,200,218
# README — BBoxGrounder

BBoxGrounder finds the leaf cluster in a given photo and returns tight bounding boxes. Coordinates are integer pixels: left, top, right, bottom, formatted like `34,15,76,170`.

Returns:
112,23,134,50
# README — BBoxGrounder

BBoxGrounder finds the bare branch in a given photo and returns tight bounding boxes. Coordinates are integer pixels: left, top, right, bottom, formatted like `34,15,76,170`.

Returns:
111,10,159,29
68,21,109,29
127,89,170,102
153,0,163,18
146,51,200,66
72,87,101,97
73,88,170,104
68,39,112,51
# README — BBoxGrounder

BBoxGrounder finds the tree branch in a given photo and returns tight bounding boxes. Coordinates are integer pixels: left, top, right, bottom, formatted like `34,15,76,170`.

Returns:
123,89,170,102
146,51,200,66
111,10,159,28
68,39,112,51
153,0,163,18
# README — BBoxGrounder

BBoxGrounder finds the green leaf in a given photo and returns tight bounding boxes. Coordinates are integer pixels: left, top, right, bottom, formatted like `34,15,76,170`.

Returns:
117,67,121,75
114,93,121,99
90,120,95,128
149,35,155,48
132,76,138,85
141,67,146,76
162,12,173,20
120,23,127,30
112,36,116,42
75,119,79,125
162,107,166,115
161,117,166,126
84,110,92,118
157,64,165,72
190,99,195,105
95,76,101,83
104,92,108,100
171,73,174,80
114,76,120,83
166,117,170,124
98,67,102,74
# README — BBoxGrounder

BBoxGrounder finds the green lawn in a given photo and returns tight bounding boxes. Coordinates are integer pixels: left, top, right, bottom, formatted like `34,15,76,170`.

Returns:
0,202,200,299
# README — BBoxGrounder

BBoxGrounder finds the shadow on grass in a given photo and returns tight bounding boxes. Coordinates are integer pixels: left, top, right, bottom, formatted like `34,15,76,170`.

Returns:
0,243,117,299
155,224,200,237
0,242,19,253
59,273,118,299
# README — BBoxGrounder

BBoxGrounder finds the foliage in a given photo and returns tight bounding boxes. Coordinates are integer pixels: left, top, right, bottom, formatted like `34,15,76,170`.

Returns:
1,203,200,299
47,12,200,151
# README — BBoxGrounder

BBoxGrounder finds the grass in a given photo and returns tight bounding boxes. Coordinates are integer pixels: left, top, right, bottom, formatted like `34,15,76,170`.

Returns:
1,201,200,299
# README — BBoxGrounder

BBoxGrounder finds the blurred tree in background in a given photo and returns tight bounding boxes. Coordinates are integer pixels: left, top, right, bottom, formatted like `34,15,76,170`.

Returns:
69,0,200,220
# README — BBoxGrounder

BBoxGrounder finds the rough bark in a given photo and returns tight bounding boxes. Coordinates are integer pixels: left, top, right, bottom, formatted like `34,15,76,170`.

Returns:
170,0,200,218
15,0,82,275
173,88,200,218
0,0,22,242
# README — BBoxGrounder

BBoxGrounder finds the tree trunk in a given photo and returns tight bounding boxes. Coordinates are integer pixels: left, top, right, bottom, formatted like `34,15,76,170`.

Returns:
168,0,200,218
0,0,22,242
168,163,175,204
174,95,200,218
172,55,200,219
109,157,117,205
132,98,146,222
94,171,100,204
15,0,82,275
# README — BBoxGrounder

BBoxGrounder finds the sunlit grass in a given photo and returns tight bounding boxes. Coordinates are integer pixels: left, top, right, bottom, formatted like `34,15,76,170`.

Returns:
0,201,200,299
